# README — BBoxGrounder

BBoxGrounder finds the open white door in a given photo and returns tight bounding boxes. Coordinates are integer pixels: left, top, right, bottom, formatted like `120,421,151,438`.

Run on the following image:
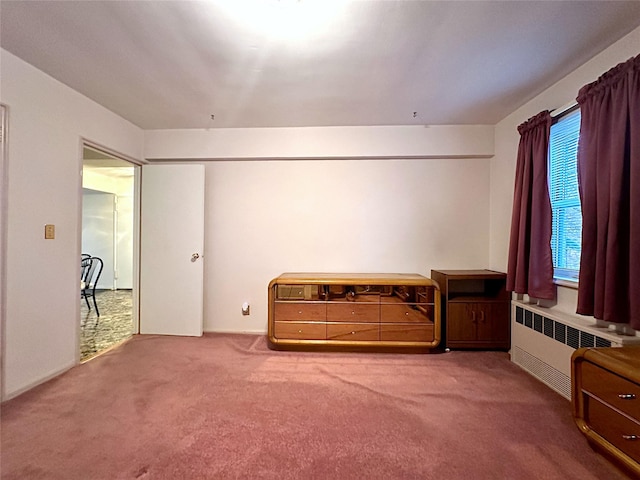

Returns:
139,164,205,336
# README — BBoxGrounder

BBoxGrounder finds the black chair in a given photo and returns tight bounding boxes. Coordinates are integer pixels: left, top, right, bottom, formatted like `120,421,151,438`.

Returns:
81,254,91,282
81,256,103,316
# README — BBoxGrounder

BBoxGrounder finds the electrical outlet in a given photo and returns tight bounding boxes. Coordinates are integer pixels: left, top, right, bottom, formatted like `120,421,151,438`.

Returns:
242,302,250,315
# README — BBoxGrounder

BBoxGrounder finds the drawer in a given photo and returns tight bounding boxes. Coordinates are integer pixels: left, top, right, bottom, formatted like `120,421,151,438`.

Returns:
276,284,306,300
326,303,379,323
381,304,430,323
274,322,326,340
274,302,326,322
276,284,324,300
380,324,434,342
586,396,640,463
326,323,379,341
582,362,640,419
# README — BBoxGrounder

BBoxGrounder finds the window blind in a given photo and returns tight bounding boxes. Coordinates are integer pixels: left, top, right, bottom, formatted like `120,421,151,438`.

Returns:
549,108,581,280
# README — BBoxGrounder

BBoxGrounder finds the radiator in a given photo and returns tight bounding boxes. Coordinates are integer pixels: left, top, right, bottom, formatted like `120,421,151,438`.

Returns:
510,301,640,400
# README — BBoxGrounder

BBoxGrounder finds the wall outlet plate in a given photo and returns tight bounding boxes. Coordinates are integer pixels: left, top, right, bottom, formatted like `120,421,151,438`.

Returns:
44,224,55,239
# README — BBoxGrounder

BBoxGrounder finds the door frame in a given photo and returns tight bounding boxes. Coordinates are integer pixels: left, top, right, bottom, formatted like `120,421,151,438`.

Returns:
77,139,146,361
1,104,9,400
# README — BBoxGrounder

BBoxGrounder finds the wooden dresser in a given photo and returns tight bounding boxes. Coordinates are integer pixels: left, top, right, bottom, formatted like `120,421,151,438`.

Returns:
430,269,510,349
268,273,440,351
572,347,640,477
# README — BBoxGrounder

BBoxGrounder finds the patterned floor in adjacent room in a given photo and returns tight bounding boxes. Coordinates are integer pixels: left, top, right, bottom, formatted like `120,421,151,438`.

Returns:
80,289,133,362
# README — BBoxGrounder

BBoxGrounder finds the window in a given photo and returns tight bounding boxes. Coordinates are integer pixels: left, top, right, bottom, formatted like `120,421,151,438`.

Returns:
548,108,581,282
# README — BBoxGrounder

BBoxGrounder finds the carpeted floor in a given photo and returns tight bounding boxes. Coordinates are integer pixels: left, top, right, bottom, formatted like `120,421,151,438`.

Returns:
0,333,632,479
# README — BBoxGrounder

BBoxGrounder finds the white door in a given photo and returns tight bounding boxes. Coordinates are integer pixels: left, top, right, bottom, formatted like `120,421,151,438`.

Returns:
139,164,205,336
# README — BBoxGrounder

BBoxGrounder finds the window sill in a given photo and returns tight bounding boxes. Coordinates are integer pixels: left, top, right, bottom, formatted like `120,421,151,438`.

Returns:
554,278,578,289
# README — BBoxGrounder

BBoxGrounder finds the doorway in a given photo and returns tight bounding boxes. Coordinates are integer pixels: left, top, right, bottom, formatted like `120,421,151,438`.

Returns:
81,145,139,361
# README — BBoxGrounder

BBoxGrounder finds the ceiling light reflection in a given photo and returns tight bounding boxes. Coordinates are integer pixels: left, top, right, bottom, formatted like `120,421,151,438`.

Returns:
216,0,347,41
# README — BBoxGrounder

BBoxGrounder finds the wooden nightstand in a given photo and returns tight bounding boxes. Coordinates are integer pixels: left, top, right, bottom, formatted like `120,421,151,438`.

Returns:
431,269,510,349
572,347,640,477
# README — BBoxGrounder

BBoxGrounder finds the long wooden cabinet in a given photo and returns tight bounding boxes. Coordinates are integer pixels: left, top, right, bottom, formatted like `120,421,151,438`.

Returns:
572,347,640,477
268,273,440,351
430,269,510,349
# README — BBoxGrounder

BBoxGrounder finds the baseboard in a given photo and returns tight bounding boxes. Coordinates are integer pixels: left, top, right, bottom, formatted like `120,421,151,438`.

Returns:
204,329,268,335
2,360,76,402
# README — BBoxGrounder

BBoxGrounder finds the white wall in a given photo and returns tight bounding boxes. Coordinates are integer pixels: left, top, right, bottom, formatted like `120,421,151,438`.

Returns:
145,125,494,160
489,26,640,317
82,169,135,289
116,193,134,289
1,49,143,399
146,121,496,334
82,190,116,289
205,158,490,332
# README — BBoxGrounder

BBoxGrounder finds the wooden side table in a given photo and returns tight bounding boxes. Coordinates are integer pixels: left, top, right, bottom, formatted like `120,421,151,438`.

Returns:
572,347,640,477
431,269,509,349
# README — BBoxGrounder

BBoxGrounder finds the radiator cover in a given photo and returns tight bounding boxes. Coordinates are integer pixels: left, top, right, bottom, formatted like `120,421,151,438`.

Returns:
510,301,640,400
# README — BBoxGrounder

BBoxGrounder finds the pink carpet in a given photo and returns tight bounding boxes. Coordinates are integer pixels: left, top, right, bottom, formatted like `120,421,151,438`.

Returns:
1,333,632,479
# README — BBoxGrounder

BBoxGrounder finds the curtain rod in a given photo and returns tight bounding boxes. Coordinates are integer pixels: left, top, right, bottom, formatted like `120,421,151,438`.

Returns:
550,101,578,118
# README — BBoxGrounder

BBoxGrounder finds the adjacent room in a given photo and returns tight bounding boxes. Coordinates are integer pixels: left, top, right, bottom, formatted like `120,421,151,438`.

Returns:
80,147,137,361
1,1,639,479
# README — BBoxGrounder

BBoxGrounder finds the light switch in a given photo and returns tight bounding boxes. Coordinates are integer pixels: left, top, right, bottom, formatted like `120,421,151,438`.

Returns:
44,224,55,239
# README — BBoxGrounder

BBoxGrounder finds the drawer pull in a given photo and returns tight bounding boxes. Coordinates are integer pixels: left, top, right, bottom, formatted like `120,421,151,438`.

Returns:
298,311,302,314
351,331,355,335
298,329,302,333
618,393,636,400
622,435,638,441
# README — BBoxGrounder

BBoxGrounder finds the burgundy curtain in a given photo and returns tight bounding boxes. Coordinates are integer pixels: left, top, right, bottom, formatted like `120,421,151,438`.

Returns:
576,54,640,329
507,110,555,299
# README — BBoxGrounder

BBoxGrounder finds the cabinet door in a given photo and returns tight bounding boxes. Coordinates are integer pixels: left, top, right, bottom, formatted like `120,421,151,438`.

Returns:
475,304,494,342
447,303,477,342
448,302,509,347
477,302,510,345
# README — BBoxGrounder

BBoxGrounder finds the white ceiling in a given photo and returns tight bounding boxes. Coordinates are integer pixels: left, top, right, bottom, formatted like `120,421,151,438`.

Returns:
2,1,640,129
